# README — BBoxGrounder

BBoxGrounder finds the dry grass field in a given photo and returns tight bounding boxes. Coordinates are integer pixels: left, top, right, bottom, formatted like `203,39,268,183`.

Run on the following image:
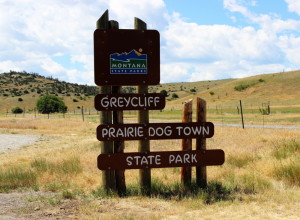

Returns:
0,114,299,219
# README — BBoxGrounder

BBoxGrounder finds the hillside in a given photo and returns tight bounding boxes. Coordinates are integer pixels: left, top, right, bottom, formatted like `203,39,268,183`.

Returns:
0,71,99,113
166,70,300,110
0,70,300,113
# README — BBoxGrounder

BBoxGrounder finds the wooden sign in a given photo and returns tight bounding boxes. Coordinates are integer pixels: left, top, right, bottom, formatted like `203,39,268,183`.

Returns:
94,29,160,86
97,122,214,141
97,149,225,170
94,93,165,111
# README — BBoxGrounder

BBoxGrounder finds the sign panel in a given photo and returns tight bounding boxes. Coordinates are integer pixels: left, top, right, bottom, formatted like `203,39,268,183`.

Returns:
97,149,225,170
97,122,214,141
94,93,165,111
94,29,160,86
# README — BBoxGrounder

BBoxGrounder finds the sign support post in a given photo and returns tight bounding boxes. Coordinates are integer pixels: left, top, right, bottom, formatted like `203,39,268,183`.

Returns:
96,10,116,191
108,20,127,195
181,99,193,186
196,97,207,188
135,17,151,195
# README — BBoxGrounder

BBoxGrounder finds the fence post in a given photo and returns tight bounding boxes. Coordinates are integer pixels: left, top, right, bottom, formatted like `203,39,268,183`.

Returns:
96,10,116,191
81,106,84,122
181,99,193,186
196,97,207,188
240,100,244,129
135,17,151,195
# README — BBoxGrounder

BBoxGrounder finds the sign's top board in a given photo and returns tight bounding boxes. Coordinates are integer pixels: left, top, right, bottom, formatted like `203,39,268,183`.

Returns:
94,29,160,86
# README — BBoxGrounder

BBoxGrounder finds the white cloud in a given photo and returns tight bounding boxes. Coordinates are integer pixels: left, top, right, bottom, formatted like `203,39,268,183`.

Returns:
285,0,300,16
163,13,283,63
0,0,167,84
1,0,300,84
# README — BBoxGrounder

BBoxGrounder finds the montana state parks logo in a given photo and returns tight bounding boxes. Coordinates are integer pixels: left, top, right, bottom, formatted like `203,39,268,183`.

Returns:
110,49,147,74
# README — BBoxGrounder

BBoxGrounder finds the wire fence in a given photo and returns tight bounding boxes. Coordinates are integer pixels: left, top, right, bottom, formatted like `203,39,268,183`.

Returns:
1,102,300,127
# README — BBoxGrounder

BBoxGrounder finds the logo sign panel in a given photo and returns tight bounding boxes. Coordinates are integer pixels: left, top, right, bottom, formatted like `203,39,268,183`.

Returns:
97,149,225,170
95,93,165,111
110,49,147,74
94,29,160,86
97,122,214,141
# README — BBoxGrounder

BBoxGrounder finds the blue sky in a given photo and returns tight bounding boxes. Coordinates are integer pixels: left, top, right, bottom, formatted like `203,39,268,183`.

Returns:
1,0,300,84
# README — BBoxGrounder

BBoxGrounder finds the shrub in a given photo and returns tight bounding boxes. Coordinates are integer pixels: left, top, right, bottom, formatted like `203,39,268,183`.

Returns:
234,84,250,91
73,98,78,102
258,78,265,82
190,88,196,93
11,107,23,114
172,93,179,99
209,91,215,95
36,94,67,114
18,97,23,102
160,89,168,97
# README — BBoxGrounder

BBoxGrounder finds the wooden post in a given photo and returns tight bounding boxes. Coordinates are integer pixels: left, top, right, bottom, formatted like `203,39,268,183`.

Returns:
240,100,244,129
81,106,84,121
196,98,207,188
181,99,192,186
110,20,126,196
135,17,151,195
97,10,115,191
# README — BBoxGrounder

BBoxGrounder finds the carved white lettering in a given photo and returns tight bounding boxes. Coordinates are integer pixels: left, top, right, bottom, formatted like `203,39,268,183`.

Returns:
126,156,133,166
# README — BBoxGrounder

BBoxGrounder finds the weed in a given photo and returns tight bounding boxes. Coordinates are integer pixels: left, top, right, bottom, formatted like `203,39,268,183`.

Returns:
224,171,271,194
92,187,119,198
125,178,234,203
272,139,300,160
227,154,256,168
44,182,63,192
61,157,82,174
31,156,82,174
62,189,76,199
273,159,300,186
31,158,48,172
0,167,36,191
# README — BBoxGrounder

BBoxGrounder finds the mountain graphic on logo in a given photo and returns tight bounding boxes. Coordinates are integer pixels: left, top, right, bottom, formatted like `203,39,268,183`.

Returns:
110,49,147,62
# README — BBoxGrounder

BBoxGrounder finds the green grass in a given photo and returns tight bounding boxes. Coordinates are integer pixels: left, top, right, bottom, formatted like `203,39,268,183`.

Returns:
0,167,37,192
93,178,235,204
272,139,300,160
273,159,300,186
226,155,256,168
31,156,82,174
224,171,272,194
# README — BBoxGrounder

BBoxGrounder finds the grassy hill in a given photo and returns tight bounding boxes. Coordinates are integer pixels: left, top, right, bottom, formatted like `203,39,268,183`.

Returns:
0,71,99,113
0,70,300,113
165,70,300,110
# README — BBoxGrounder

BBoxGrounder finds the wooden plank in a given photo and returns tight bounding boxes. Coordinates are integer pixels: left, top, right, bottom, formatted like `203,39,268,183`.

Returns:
98,150,225,170
97,122,214,141
94,93,165,111
181,99,193,186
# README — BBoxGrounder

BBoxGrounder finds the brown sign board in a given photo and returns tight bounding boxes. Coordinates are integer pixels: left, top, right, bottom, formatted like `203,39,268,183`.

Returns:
97,149,225,170
97,122,214,141
94,29,160,86
94,93,165,111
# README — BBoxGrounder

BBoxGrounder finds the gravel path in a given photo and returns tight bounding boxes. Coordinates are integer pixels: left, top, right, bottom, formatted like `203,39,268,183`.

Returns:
0,134,40,152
